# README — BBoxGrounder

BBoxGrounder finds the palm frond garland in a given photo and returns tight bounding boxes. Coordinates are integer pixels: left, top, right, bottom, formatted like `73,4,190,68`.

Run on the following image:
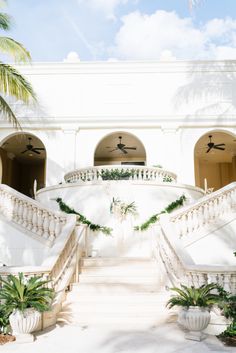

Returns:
0,273,54,314
55,198,112,236
134,195,186,231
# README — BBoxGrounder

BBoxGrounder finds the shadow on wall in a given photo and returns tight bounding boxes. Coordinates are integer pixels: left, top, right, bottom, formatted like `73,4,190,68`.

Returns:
174,61,236,121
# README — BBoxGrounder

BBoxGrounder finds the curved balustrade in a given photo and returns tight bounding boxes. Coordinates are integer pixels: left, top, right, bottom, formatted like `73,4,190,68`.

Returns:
155,224,236,294
0,184,71,246
169,182,236,238
64,165,177,183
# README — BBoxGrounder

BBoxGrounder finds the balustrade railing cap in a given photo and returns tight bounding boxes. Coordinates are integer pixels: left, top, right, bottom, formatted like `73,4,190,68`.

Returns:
169,181,236,220
64,165,177,181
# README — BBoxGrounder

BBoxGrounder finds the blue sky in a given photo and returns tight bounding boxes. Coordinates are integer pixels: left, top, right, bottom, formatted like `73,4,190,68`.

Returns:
5,0,236,62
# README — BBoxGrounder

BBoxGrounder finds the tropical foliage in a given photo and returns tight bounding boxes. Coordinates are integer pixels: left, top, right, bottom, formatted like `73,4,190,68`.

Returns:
99,169,133,180
134,194,186,231
166,283,220,309
216,286,236,339
55,197,112,235
0,273,54,314
0,304,9,333
0,1,36,128
110,197,138,219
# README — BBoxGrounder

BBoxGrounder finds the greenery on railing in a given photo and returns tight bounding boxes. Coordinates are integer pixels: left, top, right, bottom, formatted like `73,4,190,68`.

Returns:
99,168,134,180
153,165,163,168
55,198,112,235
134,195,186,231
163,175,173,182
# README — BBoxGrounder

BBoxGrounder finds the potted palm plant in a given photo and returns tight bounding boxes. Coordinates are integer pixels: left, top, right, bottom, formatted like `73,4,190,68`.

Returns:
167,283,220,341
0,273,54,342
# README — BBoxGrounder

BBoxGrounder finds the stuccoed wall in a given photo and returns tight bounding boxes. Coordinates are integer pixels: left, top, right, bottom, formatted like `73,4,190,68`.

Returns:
0,61,236,187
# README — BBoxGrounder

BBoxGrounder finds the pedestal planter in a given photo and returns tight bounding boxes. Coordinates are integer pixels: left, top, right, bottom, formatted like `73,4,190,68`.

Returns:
179,306,211,341
9,308,41,343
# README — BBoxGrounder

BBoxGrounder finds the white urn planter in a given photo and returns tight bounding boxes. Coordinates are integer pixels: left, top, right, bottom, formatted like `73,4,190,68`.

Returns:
9,308,41,343
179,306,211,341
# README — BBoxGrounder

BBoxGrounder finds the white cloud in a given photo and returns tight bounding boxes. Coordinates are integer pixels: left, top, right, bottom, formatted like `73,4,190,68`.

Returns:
77,0,129,20
110,10,236,60
63,51,80,62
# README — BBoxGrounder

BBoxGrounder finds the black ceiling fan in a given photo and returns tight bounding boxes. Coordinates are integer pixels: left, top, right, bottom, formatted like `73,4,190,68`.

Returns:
206,135,225,153
110,136,137,154
21,137,45,155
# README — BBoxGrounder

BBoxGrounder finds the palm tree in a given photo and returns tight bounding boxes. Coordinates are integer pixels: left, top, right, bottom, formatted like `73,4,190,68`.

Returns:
0,1,36,128
189,0,202,8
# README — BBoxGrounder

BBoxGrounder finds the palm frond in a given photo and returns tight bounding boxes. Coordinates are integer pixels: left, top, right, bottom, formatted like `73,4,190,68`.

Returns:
0,12,11,30
0,94,21,128
0,37,31,62
0,62,36,102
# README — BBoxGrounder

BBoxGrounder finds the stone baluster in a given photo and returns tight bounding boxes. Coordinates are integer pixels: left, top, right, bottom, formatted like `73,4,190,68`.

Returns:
42,211,50,239
17,200,24,225
22,202,28,228
222,274,231,293
27,204,33,231
13,197,19,222
54,217,61,238
32,207,38,233
49,215,56,241
230,274,236,295
208,273,218,286
37,209,43,236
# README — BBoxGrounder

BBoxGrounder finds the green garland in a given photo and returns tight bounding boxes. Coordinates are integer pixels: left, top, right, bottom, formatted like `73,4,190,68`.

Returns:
55,198,112,236
134,195,186,232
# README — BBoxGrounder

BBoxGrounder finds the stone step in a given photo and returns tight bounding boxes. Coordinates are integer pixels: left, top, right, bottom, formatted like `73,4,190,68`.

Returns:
57,312,177,329
70,282,163,294
81,257,155,268
80,266,159,276
78,274,160,284
65,293,170,304
60,302,170,314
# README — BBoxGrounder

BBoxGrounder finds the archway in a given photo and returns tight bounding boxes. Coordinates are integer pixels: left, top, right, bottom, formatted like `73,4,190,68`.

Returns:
0,133,46,197
94,132,146,166
194,131,236,191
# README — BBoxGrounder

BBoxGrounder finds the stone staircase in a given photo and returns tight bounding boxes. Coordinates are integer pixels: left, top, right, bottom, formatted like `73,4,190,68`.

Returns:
57,257,176,330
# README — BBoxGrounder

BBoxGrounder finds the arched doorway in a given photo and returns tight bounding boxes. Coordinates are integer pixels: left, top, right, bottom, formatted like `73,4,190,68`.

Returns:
0,133,46,197
194,131,236,191
94,132,146,166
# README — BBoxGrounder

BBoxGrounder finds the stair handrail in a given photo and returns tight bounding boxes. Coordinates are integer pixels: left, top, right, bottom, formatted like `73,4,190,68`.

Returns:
0,224,87,292
157,218,236,294
0,183,73,246
168,182,236,238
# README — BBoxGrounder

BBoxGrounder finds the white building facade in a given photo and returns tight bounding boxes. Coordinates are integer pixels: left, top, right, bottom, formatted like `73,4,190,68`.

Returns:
0,60,236,195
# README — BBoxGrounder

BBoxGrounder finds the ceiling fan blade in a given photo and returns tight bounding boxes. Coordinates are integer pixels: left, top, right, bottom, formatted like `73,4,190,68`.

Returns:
110,148,118,152
214,143,225,147
121,149,128,154
213,146,225,151
206,147,212,153
33,147,45,151
21,150,28,154
124,147,137,150
32,150,40,154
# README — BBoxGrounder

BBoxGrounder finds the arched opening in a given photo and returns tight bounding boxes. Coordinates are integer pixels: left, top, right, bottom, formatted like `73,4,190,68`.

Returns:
94,132,146,166
194,131,236,191
0,133,46,197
